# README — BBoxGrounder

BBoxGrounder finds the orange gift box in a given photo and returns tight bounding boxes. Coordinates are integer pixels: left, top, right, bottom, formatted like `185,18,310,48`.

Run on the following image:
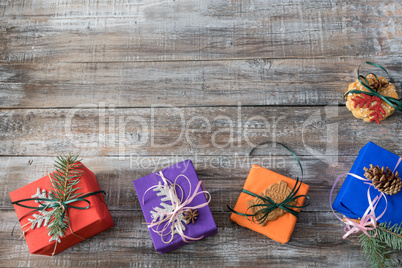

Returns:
9,162,114,256
230,164,309,244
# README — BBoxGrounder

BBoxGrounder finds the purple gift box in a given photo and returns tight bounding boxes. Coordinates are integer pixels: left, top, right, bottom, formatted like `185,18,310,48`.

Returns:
133,160,217,254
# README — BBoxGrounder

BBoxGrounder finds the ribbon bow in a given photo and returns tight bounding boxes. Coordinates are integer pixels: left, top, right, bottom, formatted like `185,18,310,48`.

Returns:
330,157,402,238
341,187,384,239
142,171,211,243
229,177,310,224
344,62,402,112
228,142,311,224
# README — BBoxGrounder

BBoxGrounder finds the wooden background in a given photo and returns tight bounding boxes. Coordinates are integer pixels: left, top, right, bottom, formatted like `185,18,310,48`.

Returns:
1,0,402,267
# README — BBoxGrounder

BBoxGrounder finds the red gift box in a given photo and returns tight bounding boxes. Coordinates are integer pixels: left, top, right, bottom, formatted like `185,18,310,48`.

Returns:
9,162,114,256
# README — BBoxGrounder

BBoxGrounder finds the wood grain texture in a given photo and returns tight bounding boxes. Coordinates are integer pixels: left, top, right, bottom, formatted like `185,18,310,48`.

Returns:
1,0,402,267
1,0,402,63
0,106,400,157
1,153,402,266
0,210,373,267
0,155,355,211
1,57,402,108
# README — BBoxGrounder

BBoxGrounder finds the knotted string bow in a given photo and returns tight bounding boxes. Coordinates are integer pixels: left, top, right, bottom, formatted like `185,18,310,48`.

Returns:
229,177,310,224
345,62,402,112
228,142,310,224
142,171,211,243
12,190,105,230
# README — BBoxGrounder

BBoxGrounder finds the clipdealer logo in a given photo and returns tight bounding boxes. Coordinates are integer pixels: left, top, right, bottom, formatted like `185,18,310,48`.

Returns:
63,102,339,166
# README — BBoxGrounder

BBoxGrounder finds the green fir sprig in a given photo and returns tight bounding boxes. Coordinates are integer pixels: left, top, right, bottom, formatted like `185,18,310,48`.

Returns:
12,154,107,256
359,222,402,268
47,154,83,243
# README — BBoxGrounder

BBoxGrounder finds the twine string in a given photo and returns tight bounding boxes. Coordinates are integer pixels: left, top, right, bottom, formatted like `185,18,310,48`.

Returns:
142,171,211,243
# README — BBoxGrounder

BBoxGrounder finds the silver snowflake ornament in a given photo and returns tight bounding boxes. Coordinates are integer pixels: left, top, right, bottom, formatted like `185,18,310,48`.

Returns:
29,188,53,229
150,181,186,236
28,188,64,243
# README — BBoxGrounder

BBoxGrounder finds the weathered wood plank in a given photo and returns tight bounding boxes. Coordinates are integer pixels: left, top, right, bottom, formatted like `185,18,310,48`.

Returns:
2,156,402,266
0,155,391,212
1,0,401,63
1,0,402,267
0,107,400,157
1,57,402,108
0,210,377,267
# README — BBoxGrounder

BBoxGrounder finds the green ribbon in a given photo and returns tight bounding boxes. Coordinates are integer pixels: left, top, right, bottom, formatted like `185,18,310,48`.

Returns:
249,141,304,177
344,62,402,112
228,142,310,224
12,190,105,229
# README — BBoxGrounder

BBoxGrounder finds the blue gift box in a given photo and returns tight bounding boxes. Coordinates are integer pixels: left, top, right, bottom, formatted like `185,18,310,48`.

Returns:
333,142,402,223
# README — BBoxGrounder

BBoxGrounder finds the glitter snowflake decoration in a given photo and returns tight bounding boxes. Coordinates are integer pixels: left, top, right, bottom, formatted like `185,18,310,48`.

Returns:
29,188,53,229
28,188,63,243
150,181,186,236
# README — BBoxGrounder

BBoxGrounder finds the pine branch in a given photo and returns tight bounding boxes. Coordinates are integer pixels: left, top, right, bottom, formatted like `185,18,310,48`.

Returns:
376,222,402,250
359,222,402,268
47,154,83,243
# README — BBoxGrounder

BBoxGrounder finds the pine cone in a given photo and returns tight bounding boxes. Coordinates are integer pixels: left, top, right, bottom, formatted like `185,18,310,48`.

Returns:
363,164,401,195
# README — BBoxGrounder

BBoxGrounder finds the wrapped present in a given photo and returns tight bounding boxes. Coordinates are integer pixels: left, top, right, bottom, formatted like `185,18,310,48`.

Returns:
332,141,402,223
133,160,217,254
230,164,310,244
331,142,402,266
344,62,402,124
9,156,114,256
